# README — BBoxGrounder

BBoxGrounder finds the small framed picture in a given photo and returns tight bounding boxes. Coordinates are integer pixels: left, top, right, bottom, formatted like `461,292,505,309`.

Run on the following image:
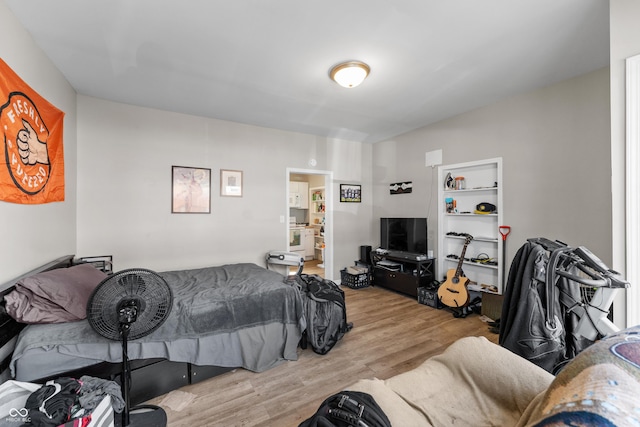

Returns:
171,166,211,213
390,181,412,195
220,169,243,197
340,184,361,203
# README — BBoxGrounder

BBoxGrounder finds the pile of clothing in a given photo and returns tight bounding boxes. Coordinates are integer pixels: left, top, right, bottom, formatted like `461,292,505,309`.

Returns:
0,376,123,427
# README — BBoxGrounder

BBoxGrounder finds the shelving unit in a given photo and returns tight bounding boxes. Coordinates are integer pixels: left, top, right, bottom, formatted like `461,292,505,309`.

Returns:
371,253,436,298
309,186,325,262
437,158,504,295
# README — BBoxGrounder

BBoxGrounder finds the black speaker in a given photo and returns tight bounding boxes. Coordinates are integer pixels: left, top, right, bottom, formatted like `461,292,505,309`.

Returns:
360,245,372,264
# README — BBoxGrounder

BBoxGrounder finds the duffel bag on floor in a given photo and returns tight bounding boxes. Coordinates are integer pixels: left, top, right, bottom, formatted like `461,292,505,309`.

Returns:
298,390,391,427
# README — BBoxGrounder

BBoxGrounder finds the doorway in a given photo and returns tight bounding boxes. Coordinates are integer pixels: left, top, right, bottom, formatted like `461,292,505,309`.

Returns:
286,168,333,280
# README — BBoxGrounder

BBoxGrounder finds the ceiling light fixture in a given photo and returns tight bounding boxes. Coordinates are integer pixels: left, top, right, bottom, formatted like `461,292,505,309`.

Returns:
329,61,370,88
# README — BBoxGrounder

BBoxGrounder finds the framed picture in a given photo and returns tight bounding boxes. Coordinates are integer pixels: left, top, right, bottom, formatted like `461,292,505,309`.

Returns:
79,255,113,274
340,184,361,202
171,166,211,213
220,169,243,197
390,181,413,194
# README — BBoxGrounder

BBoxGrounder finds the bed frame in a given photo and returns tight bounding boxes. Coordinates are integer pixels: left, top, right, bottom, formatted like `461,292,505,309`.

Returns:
0,255,232,405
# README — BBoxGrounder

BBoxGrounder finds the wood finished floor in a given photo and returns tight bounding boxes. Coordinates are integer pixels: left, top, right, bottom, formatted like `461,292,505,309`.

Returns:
147,283,499,427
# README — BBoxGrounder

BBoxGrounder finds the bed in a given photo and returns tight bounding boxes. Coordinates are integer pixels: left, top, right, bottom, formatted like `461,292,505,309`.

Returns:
0,255,305,404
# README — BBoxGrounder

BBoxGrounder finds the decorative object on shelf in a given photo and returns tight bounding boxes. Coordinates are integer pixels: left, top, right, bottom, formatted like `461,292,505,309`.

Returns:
475,202,497,214
444,172,455,190
171,166,211,214
389,181,412,194
445,197,456,213
340,184,361,202
220,169,243,197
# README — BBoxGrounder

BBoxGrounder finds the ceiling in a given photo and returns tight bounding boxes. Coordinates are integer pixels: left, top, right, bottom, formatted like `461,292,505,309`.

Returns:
5,0,610,144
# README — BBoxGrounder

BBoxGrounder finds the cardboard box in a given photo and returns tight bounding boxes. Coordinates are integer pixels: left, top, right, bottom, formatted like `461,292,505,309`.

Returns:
481,292,504,321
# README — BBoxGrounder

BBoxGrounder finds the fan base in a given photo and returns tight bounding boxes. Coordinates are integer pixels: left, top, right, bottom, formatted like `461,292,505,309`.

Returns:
117,404,167,427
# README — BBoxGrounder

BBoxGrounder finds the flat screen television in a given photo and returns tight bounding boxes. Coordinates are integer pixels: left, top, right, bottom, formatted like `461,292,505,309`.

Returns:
380,217,428,255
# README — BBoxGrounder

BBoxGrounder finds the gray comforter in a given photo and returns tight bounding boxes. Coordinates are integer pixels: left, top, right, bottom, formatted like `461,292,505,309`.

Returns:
11,263,305,380
159,262,304,336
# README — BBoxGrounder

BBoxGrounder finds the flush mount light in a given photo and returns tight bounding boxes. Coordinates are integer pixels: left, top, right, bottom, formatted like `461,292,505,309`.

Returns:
329,61,370,88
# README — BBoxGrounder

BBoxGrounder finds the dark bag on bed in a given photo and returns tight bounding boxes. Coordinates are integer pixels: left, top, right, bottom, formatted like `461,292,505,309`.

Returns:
296,274,352,355
298,390,391,427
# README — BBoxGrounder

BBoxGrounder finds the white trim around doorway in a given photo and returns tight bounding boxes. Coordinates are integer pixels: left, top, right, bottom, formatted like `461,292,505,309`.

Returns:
625,54,640,327
286,168,334,281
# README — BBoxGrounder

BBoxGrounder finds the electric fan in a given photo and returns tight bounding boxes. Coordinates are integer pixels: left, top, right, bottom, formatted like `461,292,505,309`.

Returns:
87,268,173,427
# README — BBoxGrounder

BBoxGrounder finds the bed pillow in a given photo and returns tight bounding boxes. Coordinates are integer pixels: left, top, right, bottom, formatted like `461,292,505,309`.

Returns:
4,263,108,323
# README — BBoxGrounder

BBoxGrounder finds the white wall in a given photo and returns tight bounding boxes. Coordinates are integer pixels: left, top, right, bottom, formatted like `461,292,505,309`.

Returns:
0,1,619,297
610,0,640,327
0,2,78,285
76,96,372,280
373,68,612,281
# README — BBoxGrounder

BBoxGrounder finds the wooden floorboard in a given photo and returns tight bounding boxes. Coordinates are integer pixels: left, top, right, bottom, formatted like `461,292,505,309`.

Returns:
146,284,499,427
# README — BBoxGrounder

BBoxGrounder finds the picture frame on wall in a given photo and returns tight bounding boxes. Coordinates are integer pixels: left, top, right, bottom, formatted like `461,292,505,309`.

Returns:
171,166,211,213
390,181,413,194
220,169,243,197
340,184,361,202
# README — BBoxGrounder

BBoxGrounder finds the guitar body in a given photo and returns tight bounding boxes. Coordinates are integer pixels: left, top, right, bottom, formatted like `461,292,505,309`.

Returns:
438,269,470,308
438,234,474,308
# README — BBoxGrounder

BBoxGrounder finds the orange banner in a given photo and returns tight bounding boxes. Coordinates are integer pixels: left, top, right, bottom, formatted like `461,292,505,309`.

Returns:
0,58,65,204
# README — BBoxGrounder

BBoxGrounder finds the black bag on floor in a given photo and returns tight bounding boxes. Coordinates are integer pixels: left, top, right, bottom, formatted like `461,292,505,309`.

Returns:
298,390,391,427
295,274,352,355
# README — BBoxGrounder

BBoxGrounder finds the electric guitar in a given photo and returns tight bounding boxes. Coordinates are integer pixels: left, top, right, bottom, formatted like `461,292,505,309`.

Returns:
438,234,474,308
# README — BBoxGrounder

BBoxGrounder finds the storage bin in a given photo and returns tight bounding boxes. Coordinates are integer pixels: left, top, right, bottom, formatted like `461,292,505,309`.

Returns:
340,268,370,289
418,285,442,309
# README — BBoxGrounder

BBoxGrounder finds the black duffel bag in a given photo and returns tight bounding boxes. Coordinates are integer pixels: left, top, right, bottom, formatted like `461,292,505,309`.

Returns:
298,390,391,427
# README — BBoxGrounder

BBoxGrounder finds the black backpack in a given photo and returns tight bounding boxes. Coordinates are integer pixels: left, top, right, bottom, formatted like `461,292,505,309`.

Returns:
298,390,392,427
499,239,591,373
295,274,352,355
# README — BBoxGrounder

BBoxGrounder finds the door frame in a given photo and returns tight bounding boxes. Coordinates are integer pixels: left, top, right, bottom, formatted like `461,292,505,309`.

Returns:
286,168,333,280
625,54,640,327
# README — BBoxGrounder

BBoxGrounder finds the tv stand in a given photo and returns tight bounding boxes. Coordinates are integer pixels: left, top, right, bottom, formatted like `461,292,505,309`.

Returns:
372,251,436,298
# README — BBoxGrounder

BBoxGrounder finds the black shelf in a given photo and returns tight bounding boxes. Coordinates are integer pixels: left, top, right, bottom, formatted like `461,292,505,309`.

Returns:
372,252,436,298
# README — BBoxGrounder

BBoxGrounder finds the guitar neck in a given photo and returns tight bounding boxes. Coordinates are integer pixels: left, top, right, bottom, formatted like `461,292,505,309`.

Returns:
454,236,473,278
